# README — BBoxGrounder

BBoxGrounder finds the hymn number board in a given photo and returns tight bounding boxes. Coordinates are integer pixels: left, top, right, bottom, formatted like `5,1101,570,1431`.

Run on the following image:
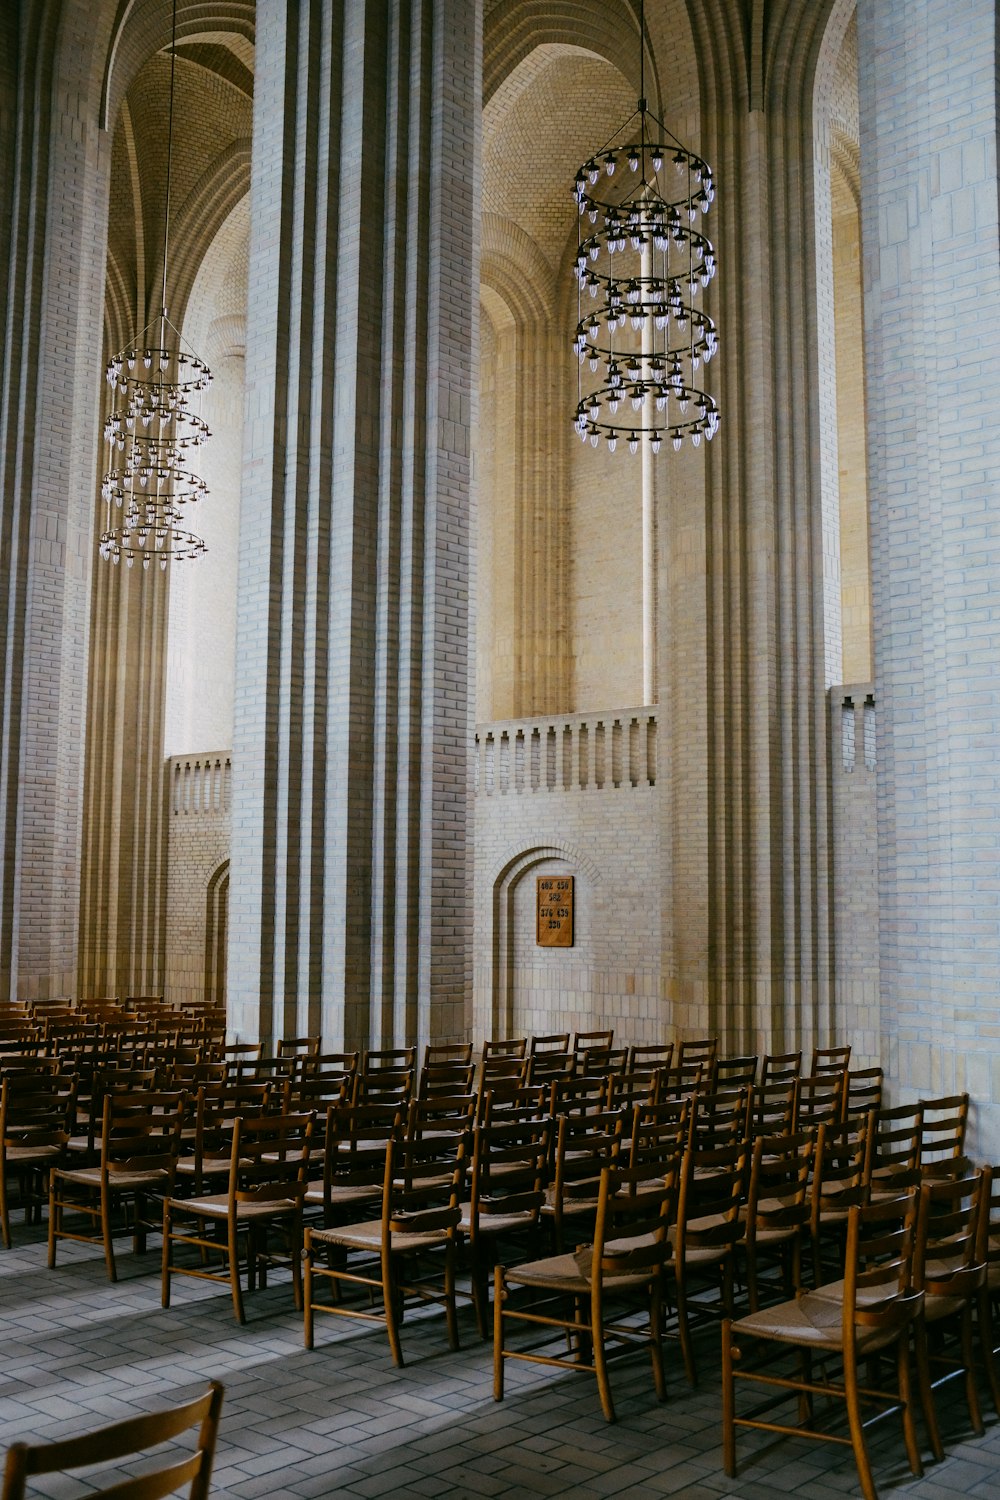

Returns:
536,876,574,948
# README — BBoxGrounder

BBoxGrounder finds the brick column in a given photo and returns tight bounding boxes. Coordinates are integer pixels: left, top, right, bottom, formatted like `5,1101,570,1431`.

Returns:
0,2,111,1000
860,0,1000,1153
230,0,479,1050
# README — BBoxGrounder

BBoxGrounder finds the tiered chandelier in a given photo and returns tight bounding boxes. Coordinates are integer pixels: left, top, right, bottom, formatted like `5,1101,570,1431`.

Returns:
99,0,212,569
572,1,719,455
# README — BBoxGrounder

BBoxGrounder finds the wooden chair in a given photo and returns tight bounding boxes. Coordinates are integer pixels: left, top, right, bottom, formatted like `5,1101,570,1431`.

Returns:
626,1041,674,1076
722,1195,926,1500
913,1170,987,1457
494,1161,676,1422
460,1114,553,1337
606,1070,659,1112
162,1112,314,1322
1,1380,224,1500
0,1074,76,1247
626,1097,688,1184
48,1091,186,1280
304,1125,467,1365
277,1035,321,1060
419,1041,475,1098
548,1074,609,1118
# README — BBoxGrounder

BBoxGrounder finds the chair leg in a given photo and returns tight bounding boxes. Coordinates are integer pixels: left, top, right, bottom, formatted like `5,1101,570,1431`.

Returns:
290,1219,303,1312
913,1315,945,1462
590,1283,615,1423
382,1245,404,1367
649,1278,667,1403
47,1177,58,1267
844,1352,878,1500
493,1266,506,1401
0,1167,11,1249
228,1214,245,1324
100,1186,117,1282
897,1332,924,1478
675,1274,697,1386
303,1236,315,1349
721,1319,737,1477
979,1287,1000,1417
960,1304,985,1435
444,1239,460,1352
161,1201,172,1308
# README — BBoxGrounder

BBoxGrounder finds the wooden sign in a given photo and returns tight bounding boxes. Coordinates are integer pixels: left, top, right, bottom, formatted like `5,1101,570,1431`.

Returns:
537,876,574,947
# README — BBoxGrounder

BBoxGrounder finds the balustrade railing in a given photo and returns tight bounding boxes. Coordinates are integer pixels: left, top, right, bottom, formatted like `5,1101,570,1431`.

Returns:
168,752,232,816
474,709,657,796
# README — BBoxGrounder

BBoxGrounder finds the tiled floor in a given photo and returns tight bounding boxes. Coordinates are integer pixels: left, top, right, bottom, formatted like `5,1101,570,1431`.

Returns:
1,1218,998,1499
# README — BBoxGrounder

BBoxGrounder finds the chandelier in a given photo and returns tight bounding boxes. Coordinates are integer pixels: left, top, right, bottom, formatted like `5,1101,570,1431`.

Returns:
572,2,719,455
99,0,212,569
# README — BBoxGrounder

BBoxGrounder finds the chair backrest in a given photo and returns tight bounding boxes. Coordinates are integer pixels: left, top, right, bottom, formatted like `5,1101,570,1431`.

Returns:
1,1074,76,1156
418,1060,477,1098
593,1161,677,1282
579,1045,628,1077
688,1086,751,1150
810,1118,871,1232
675,1140,747,1259
405,1093,476,1141
548,1074,609,1118
423,1041,474,1068
525,1050,576,1086
796,1072,847,1132
655,1060,704,1102
476,1082,547,1127
606,1071,659,1112
572,1029,614,1058
870,1101,922,1186
385,1126,467,1229
761,1051,801,1084
744,1130,813,1240
914,1170,985,1301
1,1380,224,1500
811,1044,852,1077
277,1036,321,1058
677,1036,718,1072
481,1037,527,1062
845,1067,883,1124
529,1033,571,1055
841,1195,921,1355
627,1098,688,1178
228,1112,314,1207
101,1091,186,1180
362,1046,416,1073
715,1055,758,1090
321,1100,404,1211
626,1041,675,1075
551,1110,625,1207
467,1116,553,1236
919,1094,970,1173
750,1078,799,1139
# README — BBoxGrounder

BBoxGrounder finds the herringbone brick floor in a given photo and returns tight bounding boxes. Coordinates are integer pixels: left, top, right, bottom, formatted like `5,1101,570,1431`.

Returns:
1,1218,998,1498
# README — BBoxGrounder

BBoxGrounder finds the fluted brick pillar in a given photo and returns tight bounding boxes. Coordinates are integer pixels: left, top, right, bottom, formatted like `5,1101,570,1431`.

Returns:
230,0,480,1051
860,0,1000,1154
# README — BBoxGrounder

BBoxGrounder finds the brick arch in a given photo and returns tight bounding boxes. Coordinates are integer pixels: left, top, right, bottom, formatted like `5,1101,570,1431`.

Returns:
100,0,255,131
158,139,252,328
488,842,602,1039
204,857,230,1013
480,213,554,326
484,0,655,109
